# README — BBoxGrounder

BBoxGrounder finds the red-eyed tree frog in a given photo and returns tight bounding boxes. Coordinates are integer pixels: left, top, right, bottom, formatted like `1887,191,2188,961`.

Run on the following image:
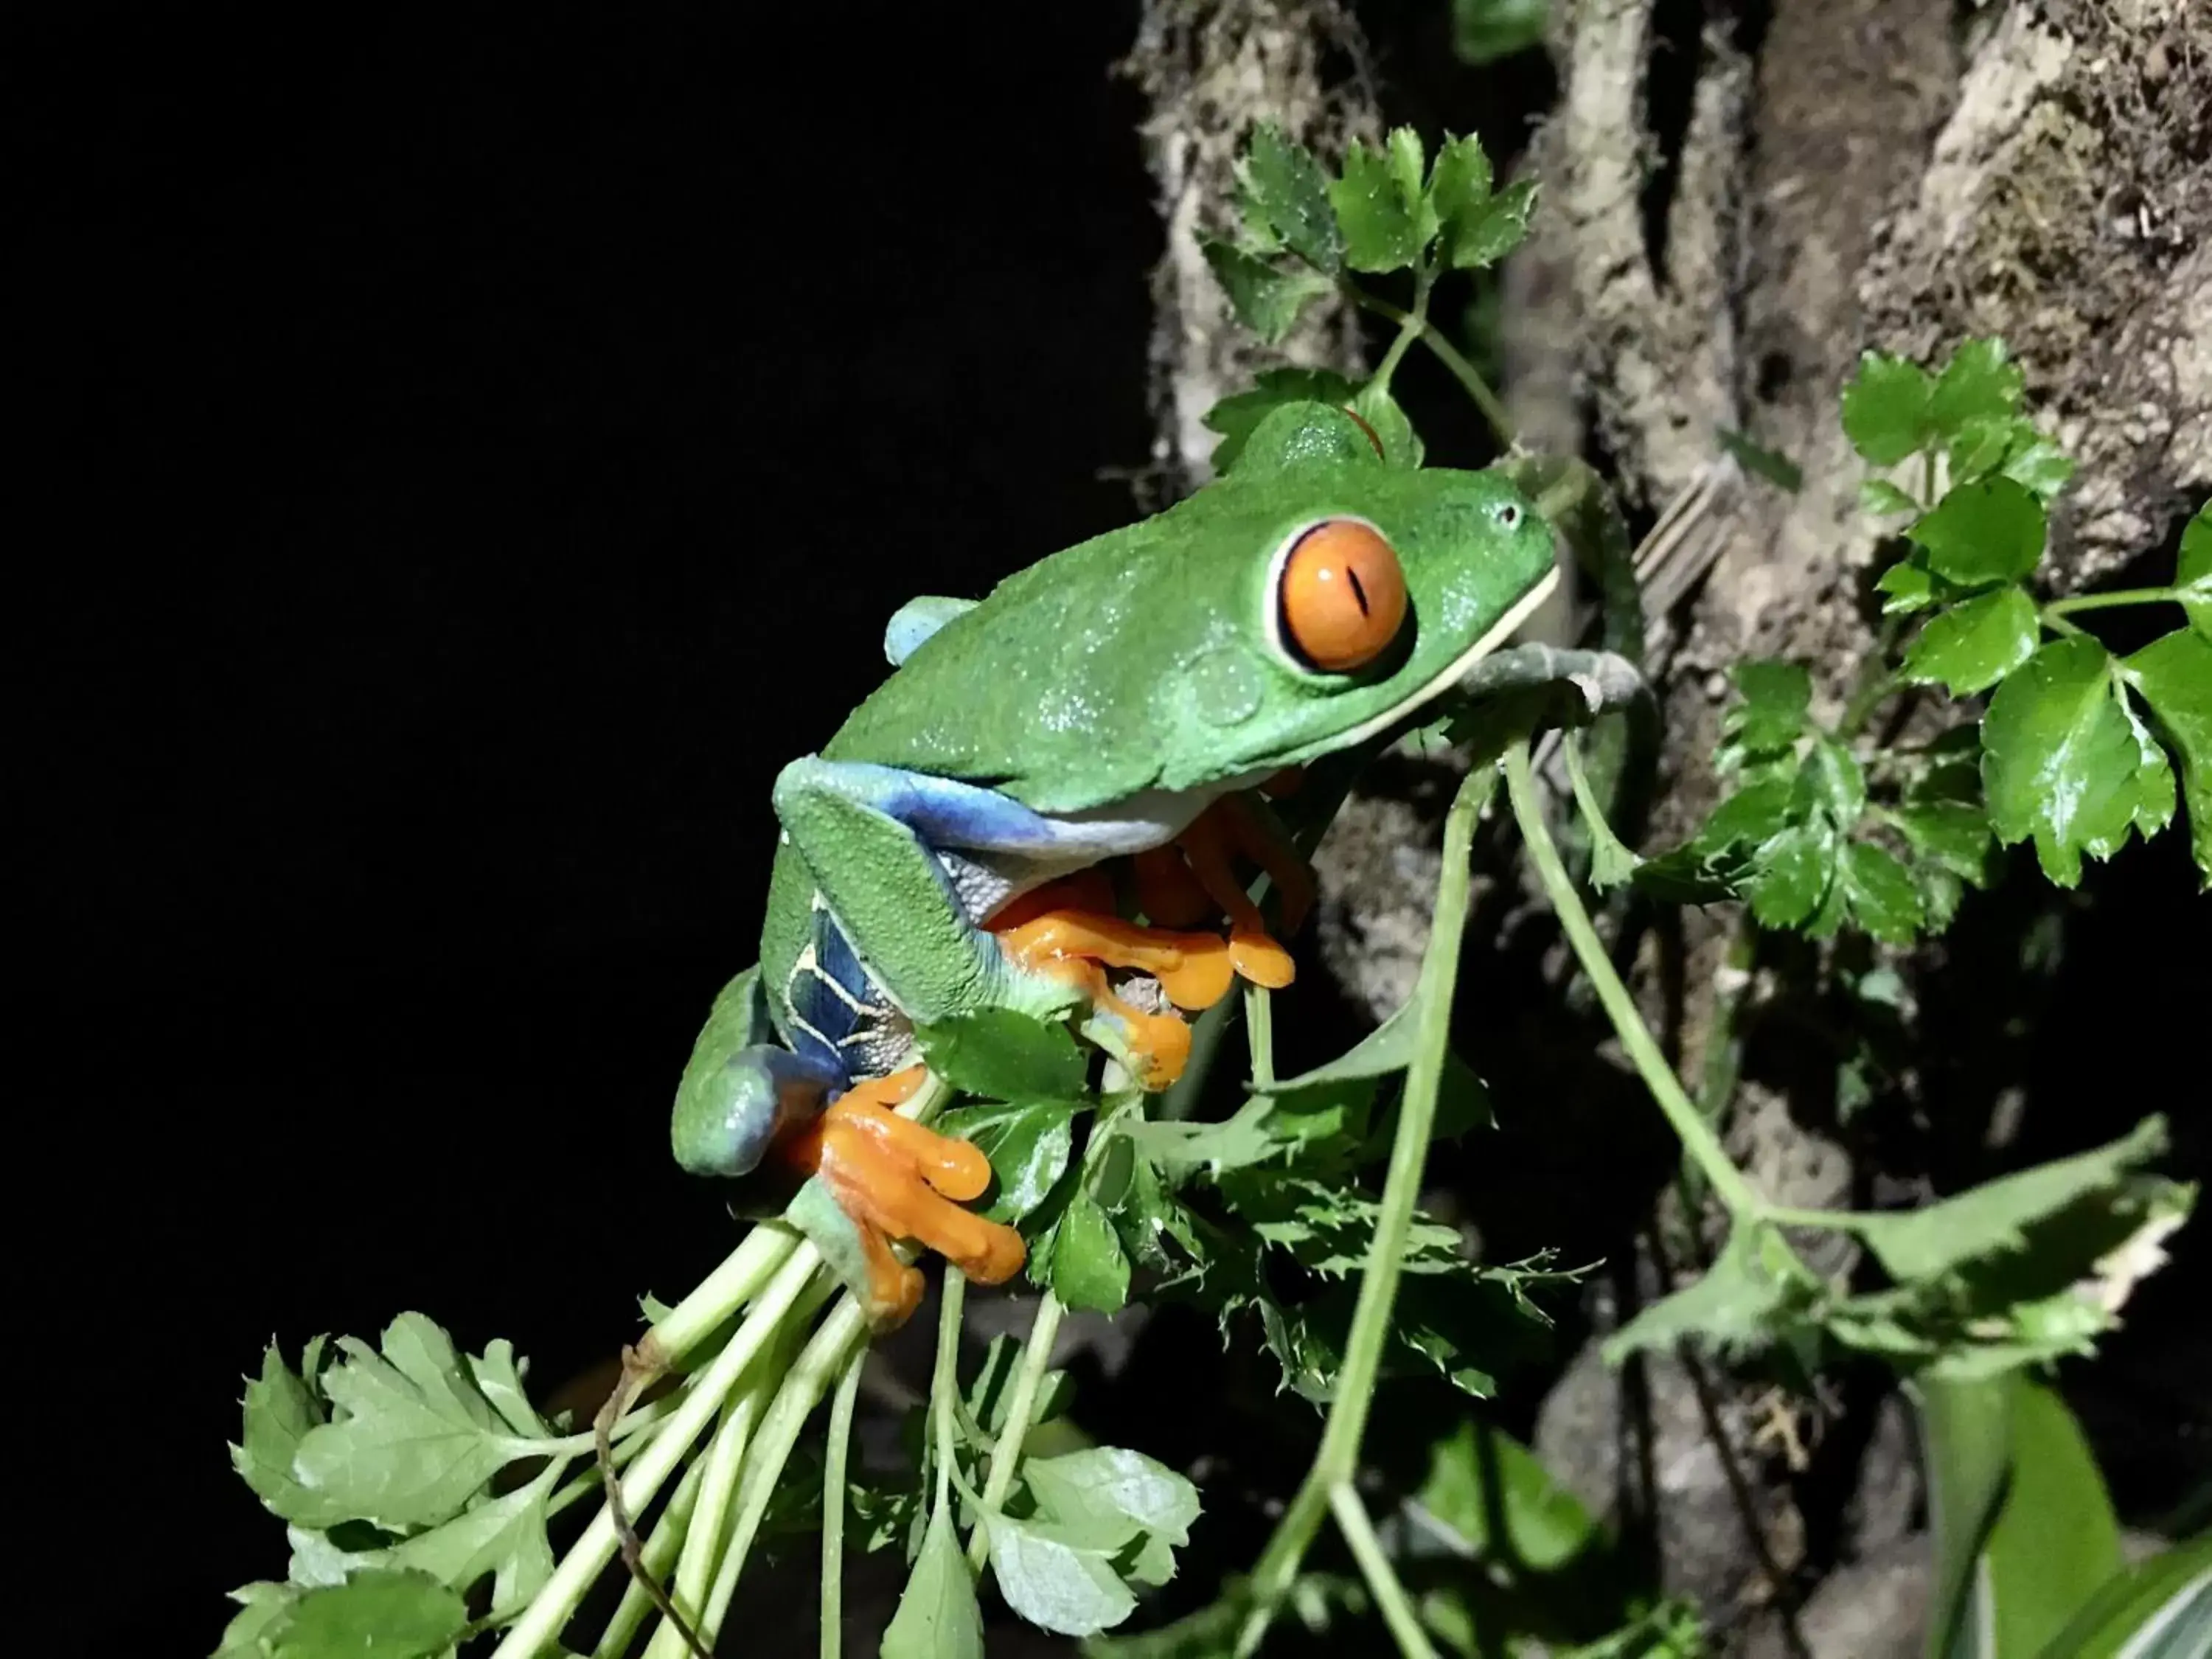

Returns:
670,401,1571,1329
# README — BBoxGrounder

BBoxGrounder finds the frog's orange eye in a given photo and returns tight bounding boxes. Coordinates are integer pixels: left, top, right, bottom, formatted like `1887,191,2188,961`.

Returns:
1276,518,1408,672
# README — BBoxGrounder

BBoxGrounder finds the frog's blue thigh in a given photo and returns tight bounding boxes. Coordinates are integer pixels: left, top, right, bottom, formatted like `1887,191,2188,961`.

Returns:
771,758,1165,1026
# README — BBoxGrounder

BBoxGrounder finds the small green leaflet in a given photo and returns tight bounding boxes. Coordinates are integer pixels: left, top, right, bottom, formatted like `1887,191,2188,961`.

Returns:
1203,367,1357,473
881,1509,986,1659
1604,1224,1819,1363
2178,499,2211,639
234,1338,352,1530
1719,659,1811,762
286,1463,561,1610
1850,1116,2171,1284
1980,637,2171,886
1329,130,1438,273
915,1008,1088,1102
1906,476,2046,584
1237,122,1343,274
288,1315,564,1532
2035,1531,2212,1659
1413,1419,1603,1577
212,1569,467,1659
2122,627,2212,886
1198,237,1332,347
1902,585,2039,695
1840,352,1937,467
984,1447,1200,1638
966,1333,1074,1436
1052,1192,1132,1314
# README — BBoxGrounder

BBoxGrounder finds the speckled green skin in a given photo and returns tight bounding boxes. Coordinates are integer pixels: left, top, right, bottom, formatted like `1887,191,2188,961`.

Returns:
751,401,1559,1049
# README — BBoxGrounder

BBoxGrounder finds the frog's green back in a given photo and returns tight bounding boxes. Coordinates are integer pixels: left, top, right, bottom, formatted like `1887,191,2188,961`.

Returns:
824,459,1556,813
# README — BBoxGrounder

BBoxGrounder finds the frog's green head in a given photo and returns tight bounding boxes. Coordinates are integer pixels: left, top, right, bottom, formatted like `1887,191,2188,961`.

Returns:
1133,400,1560,790
826,401,1563,813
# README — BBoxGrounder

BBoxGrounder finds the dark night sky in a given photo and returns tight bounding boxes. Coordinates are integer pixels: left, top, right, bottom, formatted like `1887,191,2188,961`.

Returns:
24,9,1160,1646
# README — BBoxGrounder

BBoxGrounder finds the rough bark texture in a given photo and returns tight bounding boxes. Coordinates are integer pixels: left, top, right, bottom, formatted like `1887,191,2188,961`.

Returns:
1130,1,2206,1651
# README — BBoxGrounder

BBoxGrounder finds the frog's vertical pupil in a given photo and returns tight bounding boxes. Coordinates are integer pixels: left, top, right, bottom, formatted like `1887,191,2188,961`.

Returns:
1346,568,1371,615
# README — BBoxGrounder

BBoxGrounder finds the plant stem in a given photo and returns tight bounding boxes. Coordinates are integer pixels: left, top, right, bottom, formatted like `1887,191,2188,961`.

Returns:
819,1347,864,1659
491,1242,830,1659
2045,585,2183,619
929,1268,969,1517
696,1296,872,1641
1233,765,1494,1658
966,1290,1068,1571
641,1224,801,1368
1503,742,1763,1219
1341,281,1515,448
641,1366,776,1659
1329,1485,1441,1659
591,1455,708,1659
1245,984,1276,1089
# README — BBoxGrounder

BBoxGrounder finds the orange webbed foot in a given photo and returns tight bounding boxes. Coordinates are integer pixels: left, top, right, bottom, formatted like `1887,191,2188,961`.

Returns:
814,1068,1027,1292
1171,799,1307,990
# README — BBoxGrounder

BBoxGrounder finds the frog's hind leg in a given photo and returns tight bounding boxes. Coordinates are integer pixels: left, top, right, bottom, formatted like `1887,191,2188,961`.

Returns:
1168,794,1315,990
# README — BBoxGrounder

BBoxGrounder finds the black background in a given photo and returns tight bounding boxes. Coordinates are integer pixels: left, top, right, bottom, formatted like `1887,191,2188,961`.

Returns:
24,8,1162,1648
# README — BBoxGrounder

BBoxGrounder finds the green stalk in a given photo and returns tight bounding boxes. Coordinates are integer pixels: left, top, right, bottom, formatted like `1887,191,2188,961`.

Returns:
640,1224,801,1368
1329,1485,1441,1659
929,1269,970,1517
1340,279,1515,448
819,1348,866,1659
695,1297,873,1641
1233,764,1494,1658
490,1242,830,1659
2045,585,2185,619
592,1455,709,1659
641,1374,773,1659
965,1290,1068,1572
1503,742,1761,1219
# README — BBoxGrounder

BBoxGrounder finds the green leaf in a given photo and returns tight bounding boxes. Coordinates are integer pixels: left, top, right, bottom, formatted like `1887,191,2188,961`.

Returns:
1980,1379,2124,1659
1413,1419,1601,1573
1604,1225,1814,1363
1862,479,1922,517
306,1466,558,1607
1916,1371,2017,1659
1720,659,1812,759
985,1512,1138,1638
234,1340,352,1529
1928,336,2025,437
883,1509,987,1659
1907,477,2047,585
213,1584,293,1659
1239,124,1343,274
235,1569,468,1659
1450,0,1548,63
1995,431,2076,502
1893,799,1996,886
2177,500,2212,639
1198,238,1332,347
1853,1116,2169,1283
2124,627,2212,886
1025,1447,1200,1551
1981,637,2162,886
291,1315,562,1531
1052,1193,1131,1315
915,1009,1088,1102
2034,1530,2212,1659
1349,379,1425,469
1717,427,1804,492
1806,735,1868,828
1203,367,1359,473
966,1334,1073,1439
1749,822,1837,929
1328,132,1433,273
1632,773,1798,904
1877,554,1954,616
1903,584,2041,695
1841,842,1923,943
1443,177,1537,271
1841,352,1934,465
933,1099,1079,1225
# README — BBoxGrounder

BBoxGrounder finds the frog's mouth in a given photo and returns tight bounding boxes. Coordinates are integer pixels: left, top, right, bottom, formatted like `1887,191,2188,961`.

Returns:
1273,560,1562,765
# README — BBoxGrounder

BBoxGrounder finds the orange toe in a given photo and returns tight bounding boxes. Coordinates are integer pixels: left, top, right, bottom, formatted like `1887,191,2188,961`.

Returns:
1228,925,1296,990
